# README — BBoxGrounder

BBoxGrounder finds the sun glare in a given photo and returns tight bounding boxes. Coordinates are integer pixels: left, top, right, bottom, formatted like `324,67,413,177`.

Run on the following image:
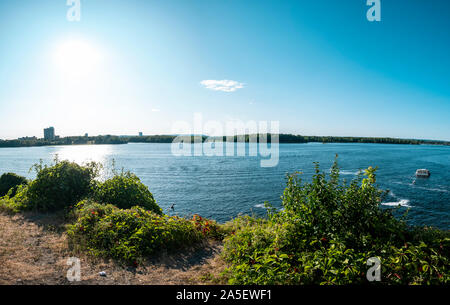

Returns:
53,40,103,77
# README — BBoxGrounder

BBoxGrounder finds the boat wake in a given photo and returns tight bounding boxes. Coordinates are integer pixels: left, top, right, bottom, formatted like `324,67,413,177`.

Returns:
381,199,412,208
415,186,449,193
254,203,267,209
339,170,360,176
393,181,449,193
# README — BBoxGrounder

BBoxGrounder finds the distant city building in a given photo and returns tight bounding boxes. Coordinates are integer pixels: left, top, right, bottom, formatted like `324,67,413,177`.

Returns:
44,127,55,141
139,132,143,137
19,136,37,141
85,133,88,137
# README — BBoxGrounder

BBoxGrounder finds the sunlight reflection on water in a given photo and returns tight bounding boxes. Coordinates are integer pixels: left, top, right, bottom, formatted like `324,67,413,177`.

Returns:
52,145,112,180
53,144,110,164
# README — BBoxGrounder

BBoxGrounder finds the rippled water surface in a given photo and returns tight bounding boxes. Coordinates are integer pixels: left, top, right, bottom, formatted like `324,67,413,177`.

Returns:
0,143,448,229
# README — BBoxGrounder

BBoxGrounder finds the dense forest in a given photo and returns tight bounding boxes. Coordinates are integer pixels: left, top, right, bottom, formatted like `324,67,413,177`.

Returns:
0,134,449,148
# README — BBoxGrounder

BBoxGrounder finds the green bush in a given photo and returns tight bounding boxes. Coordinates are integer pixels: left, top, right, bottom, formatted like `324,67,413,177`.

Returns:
94,172,162,214
0,173,28,197
25,160,99,211
221,216,295,284
221,157,449,285
0,184,30,213
67,200,208,263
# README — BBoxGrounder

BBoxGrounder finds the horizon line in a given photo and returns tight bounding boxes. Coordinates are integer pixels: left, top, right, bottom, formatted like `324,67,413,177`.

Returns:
1,133,449,144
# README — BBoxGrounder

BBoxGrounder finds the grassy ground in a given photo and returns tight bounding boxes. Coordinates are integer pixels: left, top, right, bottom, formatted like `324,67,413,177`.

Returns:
0,212,226,285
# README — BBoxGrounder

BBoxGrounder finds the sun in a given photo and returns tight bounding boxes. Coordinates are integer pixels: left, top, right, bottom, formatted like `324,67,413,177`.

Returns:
53,40,103,77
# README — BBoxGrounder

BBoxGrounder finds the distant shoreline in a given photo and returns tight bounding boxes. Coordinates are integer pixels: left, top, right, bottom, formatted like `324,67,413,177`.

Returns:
1,134,449,149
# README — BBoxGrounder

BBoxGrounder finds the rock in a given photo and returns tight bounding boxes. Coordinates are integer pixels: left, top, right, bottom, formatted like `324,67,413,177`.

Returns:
99,271,107,277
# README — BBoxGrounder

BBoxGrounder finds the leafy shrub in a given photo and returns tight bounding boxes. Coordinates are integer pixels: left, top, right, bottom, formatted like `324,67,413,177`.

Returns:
0,184,30,213
192,213,226,240
94,172,162,214
67,200,210,263
25,159,99,211
221,157,449,285
0,173,28,197
221,216,294,284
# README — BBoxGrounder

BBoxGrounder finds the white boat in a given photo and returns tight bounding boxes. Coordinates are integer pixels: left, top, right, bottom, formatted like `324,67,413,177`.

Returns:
415,169,430,178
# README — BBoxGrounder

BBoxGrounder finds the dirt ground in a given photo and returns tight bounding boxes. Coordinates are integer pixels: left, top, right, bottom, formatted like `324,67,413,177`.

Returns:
0,212,226,285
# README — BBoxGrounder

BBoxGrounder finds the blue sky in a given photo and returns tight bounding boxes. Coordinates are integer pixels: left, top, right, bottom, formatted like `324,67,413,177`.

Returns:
0,0,449,140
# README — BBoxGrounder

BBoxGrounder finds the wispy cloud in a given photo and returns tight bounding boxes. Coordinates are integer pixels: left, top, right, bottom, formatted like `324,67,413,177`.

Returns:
200,80,245,92
151,109,160,112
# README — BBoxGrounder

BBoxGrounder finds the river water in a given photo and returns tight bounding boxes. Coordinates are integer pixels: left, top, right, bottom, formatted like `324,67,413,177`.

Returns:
0,142,448,229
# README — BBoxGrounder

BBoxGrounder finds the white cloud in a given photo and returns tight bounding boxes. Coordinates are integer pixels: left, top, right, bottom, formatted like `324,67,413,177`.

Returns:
151,109,160,112
200,80,245,92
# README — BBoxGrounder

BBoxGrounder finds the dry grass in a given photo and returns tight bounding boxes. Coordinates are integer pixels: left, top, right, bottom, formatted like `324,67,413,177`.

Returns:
0,212,227,285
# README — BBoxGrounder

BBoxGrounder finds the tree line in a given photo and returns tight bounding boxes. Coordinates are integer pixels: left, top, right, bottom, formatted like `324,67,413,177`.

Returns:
0,134,449,148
